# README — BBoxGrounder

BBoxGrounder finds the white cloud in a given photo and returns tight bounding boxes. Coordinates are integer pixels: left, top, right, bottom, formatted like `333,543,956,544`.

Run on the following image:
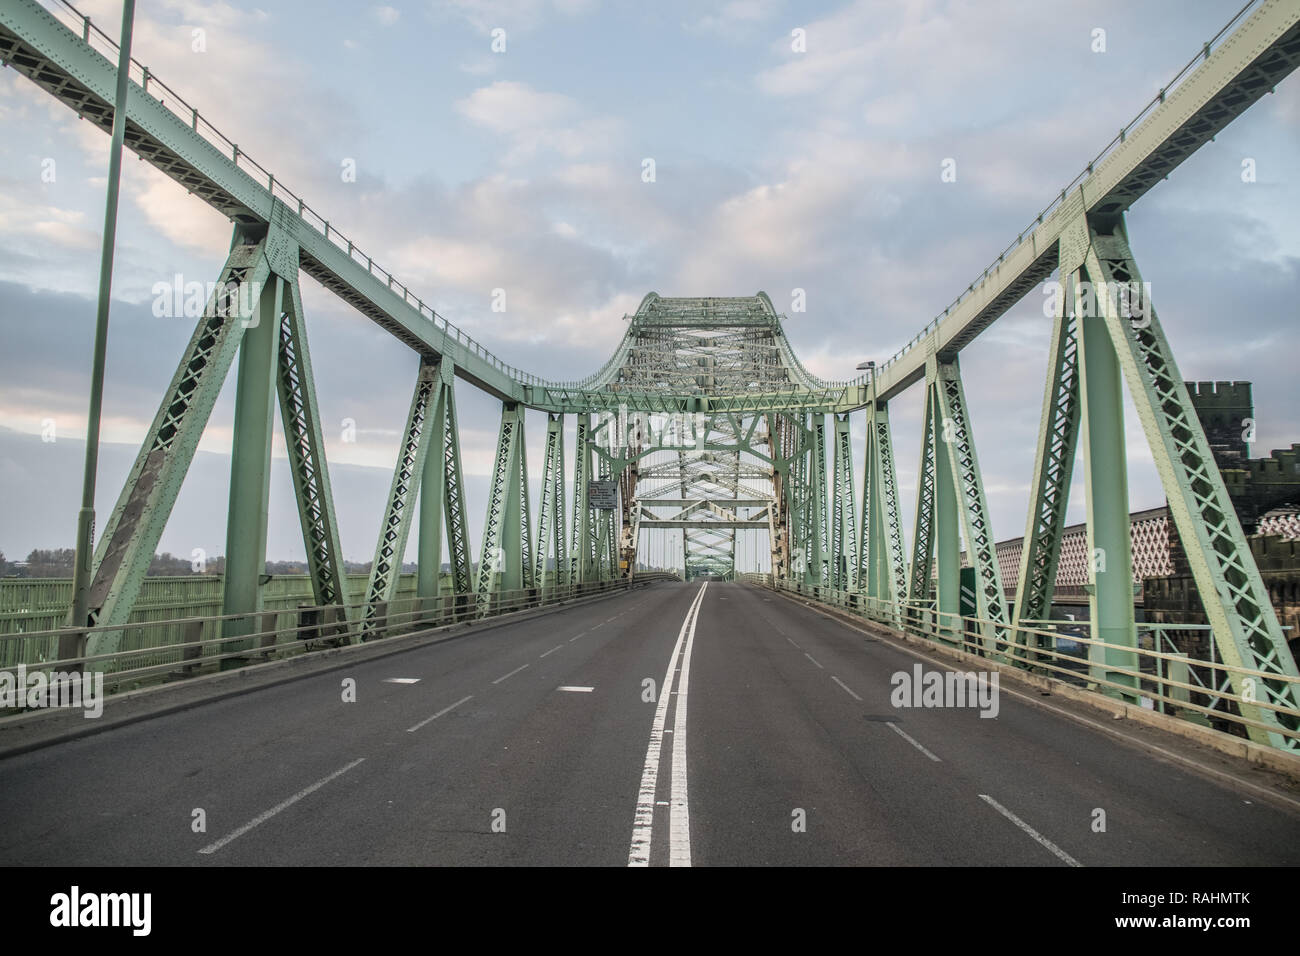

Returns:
455,81,622,163
688,0,783,35
436,0,599,34
456,81,579,134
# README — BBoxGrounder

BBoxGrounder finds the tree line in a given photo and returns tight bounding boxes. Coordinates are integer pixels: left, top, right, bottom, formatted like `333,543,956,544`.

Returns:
0,550,396,578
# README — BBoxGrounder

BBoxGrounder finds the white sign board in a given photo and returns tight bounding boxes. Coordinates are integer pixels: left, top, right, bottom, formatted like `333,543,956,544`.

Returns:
588,480,617,510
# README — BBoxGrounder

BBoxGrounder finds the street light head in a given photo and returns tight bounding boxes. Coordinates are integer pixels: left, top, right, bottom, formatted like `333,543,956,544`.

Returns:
856,360,875,371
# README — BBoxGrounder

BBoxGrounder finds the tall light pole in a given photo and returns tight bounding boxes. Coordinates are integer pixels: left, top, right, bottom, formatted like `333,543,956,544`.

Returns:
65,0,137,668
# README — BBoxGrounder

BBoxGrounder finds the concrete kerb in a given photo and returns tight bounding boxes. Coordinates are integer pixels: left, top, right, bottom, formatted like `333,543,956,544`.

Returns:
762,583,1300,788
0,580,668,759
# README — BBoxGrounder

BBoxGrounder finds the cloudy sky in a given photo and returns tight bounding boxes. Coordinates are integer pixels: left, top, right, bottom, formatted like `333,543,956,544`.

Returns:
0,0,1296,573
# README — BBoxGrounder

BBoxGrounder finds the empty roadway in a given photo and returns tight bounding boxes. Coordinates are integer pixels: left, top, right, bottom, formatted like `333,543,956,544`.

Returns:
1,581,1297,867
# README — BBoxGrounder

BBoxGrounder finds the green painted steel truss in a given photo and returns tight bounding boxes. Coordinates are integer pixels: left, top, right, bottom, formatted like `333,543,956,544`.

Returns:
14,0,1298,755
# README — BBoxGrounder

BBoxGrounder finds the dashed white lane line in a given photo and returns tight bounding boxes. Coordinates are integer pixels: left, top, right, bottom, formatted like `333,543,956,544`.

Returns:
831,676,862,701
198,758,365,855
771,590,1300,816
492,664,529,685
539,644,564,659
804,652,824,669
406,694,474,733
886,721,942,762
979,794,1082,867
384,678,421,684
628,582,708,867
558,686,594,693
785,636,802,650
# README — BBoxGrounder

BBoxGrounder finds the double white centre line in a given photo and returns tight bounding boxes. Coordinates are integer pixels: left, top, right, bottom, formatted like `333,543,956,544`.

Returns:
628,582,708,867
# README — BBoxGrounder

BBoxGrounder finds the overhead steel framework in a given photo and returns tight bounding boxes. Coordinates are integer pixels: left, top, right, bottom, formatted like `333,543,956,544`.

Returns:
3,0,1299,749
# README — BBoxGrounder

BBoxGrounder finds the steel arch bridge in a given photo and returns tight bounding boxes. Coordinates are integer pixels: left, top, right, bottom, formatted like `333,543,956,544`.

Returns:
3,0,1300,752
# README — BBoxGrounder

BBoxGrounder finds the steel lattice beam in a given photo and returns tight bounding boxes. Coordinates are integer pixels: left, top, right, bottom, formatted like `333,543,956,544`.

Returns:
362,359,442,636
1083,215,1300,747
82,227,280,653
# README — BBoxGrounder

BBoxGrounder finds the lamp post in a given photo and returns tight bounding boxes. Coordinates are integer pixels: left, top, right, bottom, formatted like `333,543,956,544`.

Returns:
65,0,137,669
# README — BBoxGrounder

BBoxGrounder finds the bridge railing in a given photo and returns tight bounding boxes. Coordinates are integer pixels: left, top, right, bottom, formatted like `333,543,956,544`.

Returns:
749,575,1300,751
0,571,679,711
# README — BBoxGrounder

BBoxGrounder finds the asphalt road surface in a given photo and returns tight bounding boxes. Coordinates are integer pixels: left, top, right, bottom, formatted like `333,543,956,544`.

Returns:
3,581,1298,866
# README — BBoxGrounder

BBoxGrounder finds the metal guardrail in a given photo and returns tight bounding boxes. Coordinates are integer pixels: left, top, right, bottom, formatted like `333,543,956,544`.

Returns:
0,572,421,640
0,571,680,709
745,573,1300,750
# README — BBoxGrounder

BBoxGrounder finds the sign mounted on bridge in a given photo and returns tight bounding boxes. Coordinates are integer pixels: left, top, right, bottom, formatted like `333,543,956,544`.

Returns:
587,480,617,510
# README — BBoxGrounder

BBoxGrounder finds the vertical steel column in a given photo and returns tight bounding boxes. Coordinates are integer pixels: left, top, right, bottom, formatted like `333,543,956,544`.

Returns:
859,409,874,596
572,415,592,583
907,395,937,606
599,456,617,581
808,415,829,587
932,358,1011,655
219,274,284,659
276,271,348,622
869,402,909,625
477,403,525,613
362,359,440,637
1013,267,1082,658
1079,287,1139,699
440,379,473,613
417,362,455,613
536,413,568,597
929,368,961,644
831,413,857,592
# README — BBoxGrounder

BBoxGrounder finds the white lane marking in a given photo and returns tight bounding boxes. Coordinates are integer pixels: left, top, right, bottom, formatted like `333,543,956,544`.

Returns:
492,664,529,685
804,652,824,669
979,794,1082,867
406,694,473,733
886,721,942,762
384,678,421,684
628,582,708,867
539,644,564,659
198,758,365,855
831,676,862,701
785,636,801,650
557,686,594,693
772,590,1300,815
669,580,705,869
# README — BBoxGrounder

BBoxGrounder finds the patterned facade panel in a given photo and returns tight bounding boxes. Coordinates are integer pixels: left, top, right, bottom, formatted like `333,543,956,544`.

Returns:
995,508,1172,591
